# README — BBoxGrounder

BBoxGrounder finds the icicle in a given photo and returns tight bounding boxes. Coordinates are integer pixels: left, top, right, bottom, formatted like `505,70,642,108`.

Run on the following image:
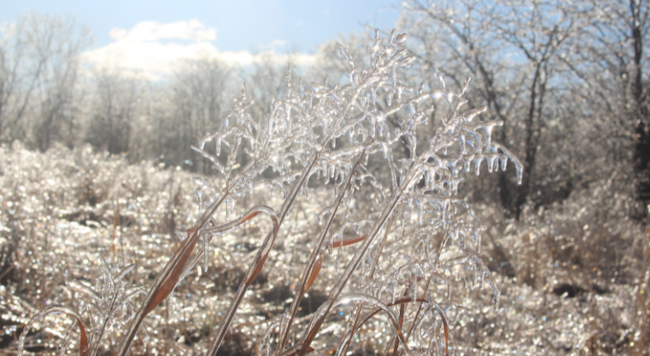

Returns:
203,232,209,272
474,157,483,175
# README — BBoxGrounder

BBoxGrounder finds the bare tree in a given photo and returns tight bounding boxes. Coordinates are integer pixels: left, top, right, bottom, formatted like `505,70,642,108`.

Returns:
151,56,230,171
401,0,583,219
86,70,141,155
0,15,43,142
0,13,90,150
246,52,300,119
562,0,650,216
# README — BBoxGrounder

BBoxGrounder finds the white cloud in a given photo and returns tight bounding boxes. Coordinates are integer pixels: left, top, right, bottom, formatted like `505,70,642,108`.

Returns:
81,20,314,80
109,19,217,43
270,39,286,47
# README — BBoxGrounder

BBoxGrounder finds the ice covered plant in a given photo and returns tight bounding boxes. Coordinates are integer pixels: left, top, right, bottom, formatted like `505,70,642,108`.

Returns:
18,258,143,356
109,29,522,356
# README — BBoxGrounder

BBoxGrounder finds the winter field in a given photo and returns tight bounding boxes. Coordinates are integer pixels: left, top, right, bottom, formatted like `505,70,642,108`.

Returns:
1,1,650,355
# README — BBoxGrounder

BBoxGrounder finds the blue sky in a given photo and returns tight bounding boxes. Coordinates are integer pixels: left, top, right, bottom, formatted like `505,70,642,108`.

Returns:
1,0,401,53
1,0,402,79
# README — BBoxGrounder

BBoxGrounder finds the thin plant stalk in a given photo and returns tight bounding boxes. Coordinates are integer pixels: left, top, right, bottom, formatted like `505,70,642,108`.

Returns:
352,297,449,356
90,293,119,356
298,170,421,356
274,152,365,356
116,192,230,356
206,158,318,356
335,215,397,356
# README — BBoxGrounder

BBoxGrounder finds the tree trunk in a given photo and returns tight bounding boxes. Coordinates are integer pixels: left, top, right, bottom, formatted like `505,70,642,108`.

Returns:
631,0,650,216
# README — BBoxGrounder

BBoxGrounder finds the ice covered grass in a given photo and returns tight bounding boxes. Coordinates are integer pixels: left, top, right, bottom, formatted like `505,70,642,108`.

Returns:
2,30,648,356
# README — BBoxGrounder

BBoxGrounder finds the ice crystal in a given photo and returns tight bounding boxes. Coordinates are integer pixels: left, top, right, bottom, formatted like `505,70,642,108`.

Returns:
18,258,142,356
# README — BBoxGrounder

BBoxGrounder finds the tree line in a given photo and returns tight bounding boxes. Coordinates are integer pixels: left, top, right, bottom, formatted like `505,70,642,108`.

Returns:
0,13,292,175
1,0,649,221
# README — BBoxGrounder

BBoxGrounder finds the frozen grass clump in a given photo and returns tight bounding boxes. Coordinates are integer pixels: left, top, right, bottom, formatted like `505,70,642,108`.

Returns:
113,30,521,356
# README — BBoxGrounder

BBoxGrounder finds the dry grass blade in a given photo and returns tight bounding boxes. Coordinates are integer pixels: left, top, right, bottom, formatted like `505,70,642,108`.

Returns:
143,232,196,316
303,254,323,294
79,322,90,356
18,306,89,356
330,235,367,249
